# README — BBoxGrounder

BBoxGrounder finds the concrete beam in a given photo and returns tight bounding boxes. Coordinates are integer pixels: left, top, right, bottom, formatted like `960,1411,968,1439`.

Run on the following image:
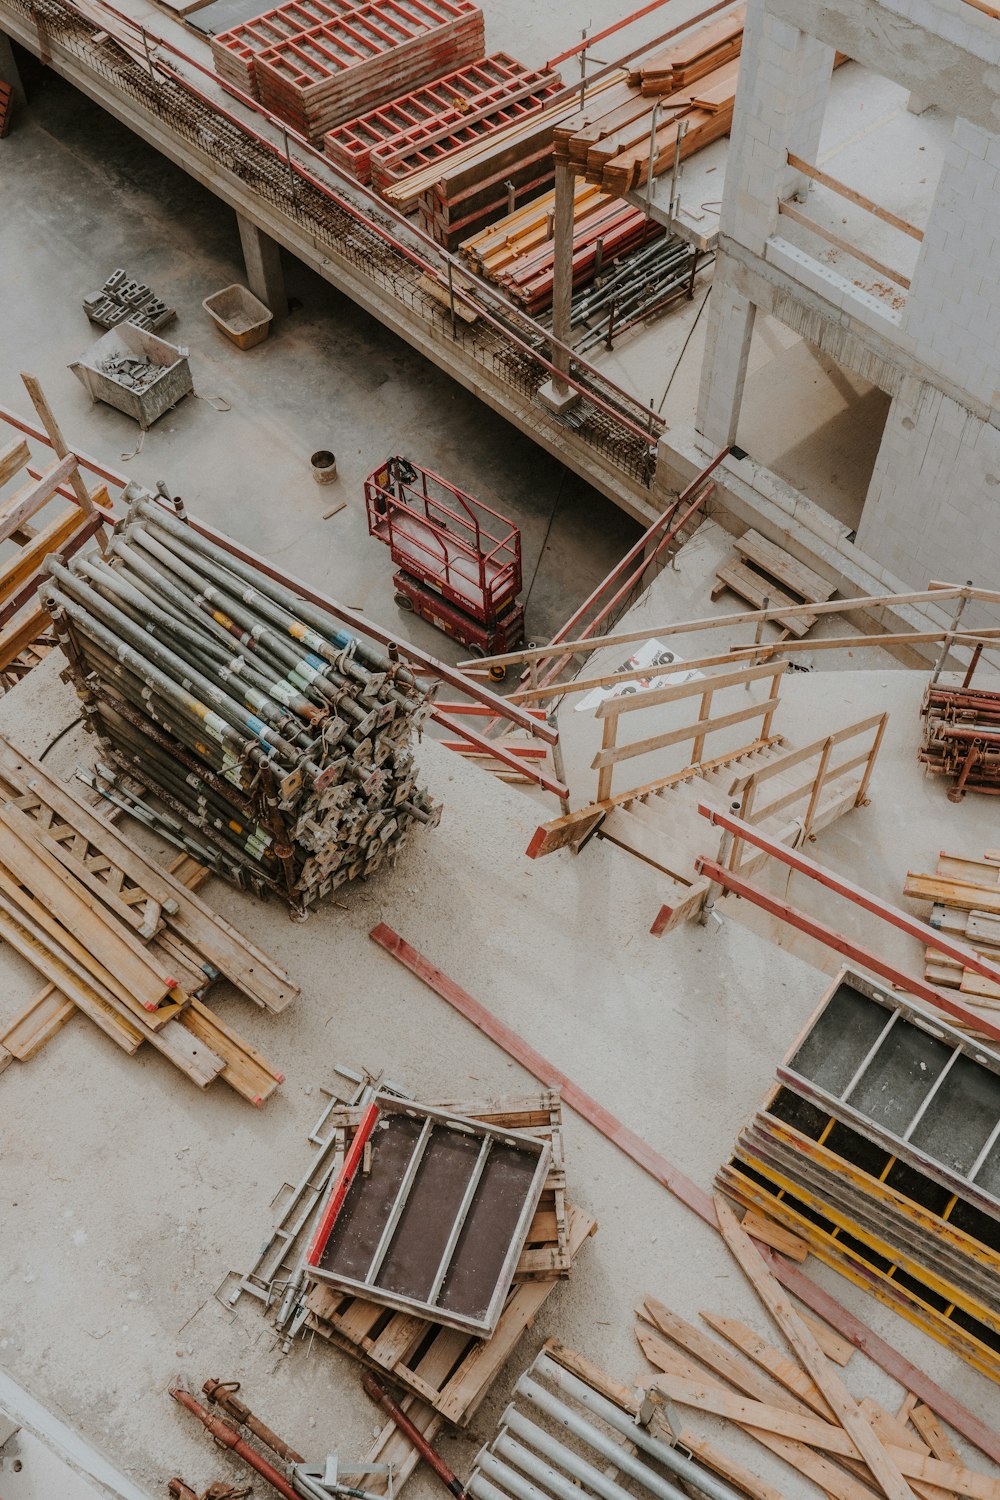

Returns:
236,212,287,317
766,0,1000,134
0,30,27,107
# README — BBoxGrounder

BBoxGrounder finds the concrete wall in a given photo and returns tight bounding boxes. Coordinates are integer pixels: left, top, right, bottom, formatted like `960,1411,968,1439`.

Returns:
698,0,1000,594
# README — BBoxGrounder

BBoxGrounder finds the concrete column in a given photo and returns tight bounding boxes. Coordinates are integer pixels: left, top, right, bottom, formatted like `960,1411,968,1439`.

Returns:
538,160,580,415
237,212,287,317
695,270,756,448
906,91,931,115
0,31,27,108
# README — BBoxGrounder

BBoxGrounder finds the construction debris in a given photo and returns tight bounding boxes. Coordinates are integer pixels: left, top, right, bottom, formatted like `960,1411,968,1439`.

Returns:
636,1286,1000,1500
718,967,1000,1382
70,325,194,429
920,675,1000,798
42,491,441,913
476,1342,767,1500
712,529,838,639
82,267,176,332
0,733,294,1102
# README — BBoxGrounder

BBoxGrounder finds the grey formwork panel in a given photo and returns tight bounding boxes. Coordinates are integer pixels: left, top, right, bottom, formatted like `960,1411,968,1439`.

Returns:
777,968,1000,1220
304,1093,551,1336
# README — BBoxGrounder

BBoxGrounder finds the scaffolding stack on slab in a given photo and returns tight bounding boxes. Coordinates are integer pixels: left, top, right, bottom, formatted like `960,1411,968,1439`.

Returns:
323,53,561,189
248,0,485,140
920,679,1000,798
42,492,440,915
719,967,1000,1383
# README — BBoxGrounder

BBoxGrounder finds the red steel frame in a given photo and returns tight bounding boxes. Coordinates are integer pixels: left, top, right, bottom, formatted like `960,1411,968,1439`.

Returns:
365,457,522,624
306,1097,381,1264
693,801,1000,1047
369,921,1000,1467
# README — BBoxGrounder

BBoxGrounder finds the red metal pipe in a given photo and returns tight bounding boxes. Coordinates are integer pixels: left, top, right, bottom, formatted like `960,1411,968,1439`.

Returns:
431,709,569,798
306,1098,380,1265
202,1379,305,1465
546,0,675,66
169,1386,298,1499
362,1373,465,1499
694,856,1000,1047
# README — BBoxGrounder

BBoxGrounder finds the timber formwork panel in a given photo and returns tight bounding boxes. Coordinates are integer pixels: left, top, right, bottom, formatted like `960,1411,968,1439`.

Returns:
719,967,1000,1382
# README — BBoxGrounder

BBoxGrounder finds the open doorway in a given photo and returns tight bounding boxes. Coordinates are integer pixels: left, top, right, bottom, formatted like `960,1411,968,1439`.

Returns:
735,313,891,532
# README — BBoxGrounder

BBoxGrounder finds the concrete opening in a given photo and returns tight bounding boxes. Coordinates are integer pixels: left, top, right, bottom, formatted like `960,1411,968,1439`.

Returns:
735,315,892,532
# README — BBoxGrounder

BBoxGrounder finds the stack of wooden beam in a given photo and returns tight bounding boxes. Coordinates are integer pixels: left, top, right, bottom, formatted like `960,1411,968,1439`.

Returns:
42,493,440,915
459,179,662,314
0,735,294,1103
636,1282,1000,1500
906,849,1000,1022
251,0,485,141
718,967,1000,1383
553,8,745,195
920,679,1000,798
211,0,358,95
323,53,561,191
383,71,625,248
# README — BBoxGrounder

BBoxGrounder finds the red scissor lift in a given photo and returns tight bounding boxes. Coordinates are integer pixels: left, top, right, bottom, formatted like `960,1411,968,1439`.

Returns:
365,457,526,657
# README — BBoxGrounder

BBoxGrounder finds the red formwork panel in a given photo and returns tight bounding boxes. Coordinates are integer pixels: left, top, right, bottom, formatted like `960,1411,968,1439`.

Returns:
368,69,562,201
323,52,534,182
253,0,484,139
211,0,361,96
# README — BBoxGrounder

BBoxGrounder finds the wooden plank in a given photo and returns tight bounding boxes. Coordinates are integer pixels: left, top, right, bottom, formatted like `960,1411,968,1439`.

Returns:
734,530,836,603
0,605,52,673
0,806,182,1016
1,982,76,1060
777,201,911,289
637,1320,880,1500
0,506,85,603
544,1339,639,1413
651,1371,997,1500
713,1197,918,1500
677,1430,788,1500
19,374,104,541
0,438,31,488
791,1312,854,1368
594,659,787,719
713,561,814,635
0,739,297,1012
740,1209,810,1262
0,893,144,1055
911,1409,963,1471
859,1401,952,1500
178,998,283,1106
700,1314,836,1421
369,926,1000,1469
904,874,1000,918
785,155,924,242
0,454,77,545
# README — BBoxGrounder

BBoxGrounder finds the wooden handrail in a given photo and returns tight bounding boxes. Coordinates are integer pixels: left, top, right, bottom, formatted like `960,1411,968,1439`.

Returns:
777,200,912,288
786,153,924,241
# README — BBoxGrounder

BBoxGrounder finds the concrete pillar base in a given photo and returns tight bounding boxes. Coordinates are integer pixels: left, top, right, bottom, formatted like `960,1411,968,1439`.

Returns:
236,212,287,317
537,379,580,416
0,31,27,107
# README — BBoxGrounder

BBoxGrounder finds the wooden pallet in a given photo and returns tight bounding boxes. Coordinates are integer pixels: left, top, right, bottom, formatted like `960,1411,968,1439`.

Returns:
306,1199,596,1426
712,530,837,639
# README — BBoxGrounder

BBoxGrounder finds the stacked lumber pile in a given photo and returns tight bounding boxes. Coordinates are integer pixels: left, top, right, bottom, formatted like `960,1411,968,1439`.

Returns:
324,53,562,192
553,8,746,196
906,848,1000,1022
0,382,112,692
718,967,1000,1382
211,0,359,95
636,1267,1000,1500
42,492,440,915
0,735,295,1103
920,679,1000,799
383,71,625,248
459,179,662,315
250,0,485,140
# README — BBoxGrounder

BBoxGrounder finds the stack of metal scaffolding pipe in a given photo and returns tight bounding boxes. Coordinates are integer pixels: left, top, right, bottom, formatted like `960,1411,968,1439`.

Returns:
42,493,440,914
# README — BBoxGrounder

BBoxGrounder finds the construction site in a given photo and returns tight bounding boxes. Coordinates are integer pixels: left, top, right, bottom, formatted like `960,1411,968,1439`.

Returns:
3,0,1000,1496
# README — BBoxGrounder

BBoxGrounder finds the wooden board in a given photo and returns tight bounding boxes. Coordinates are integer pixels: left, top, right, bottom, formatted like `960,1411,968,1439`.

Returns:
712,561,815,636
